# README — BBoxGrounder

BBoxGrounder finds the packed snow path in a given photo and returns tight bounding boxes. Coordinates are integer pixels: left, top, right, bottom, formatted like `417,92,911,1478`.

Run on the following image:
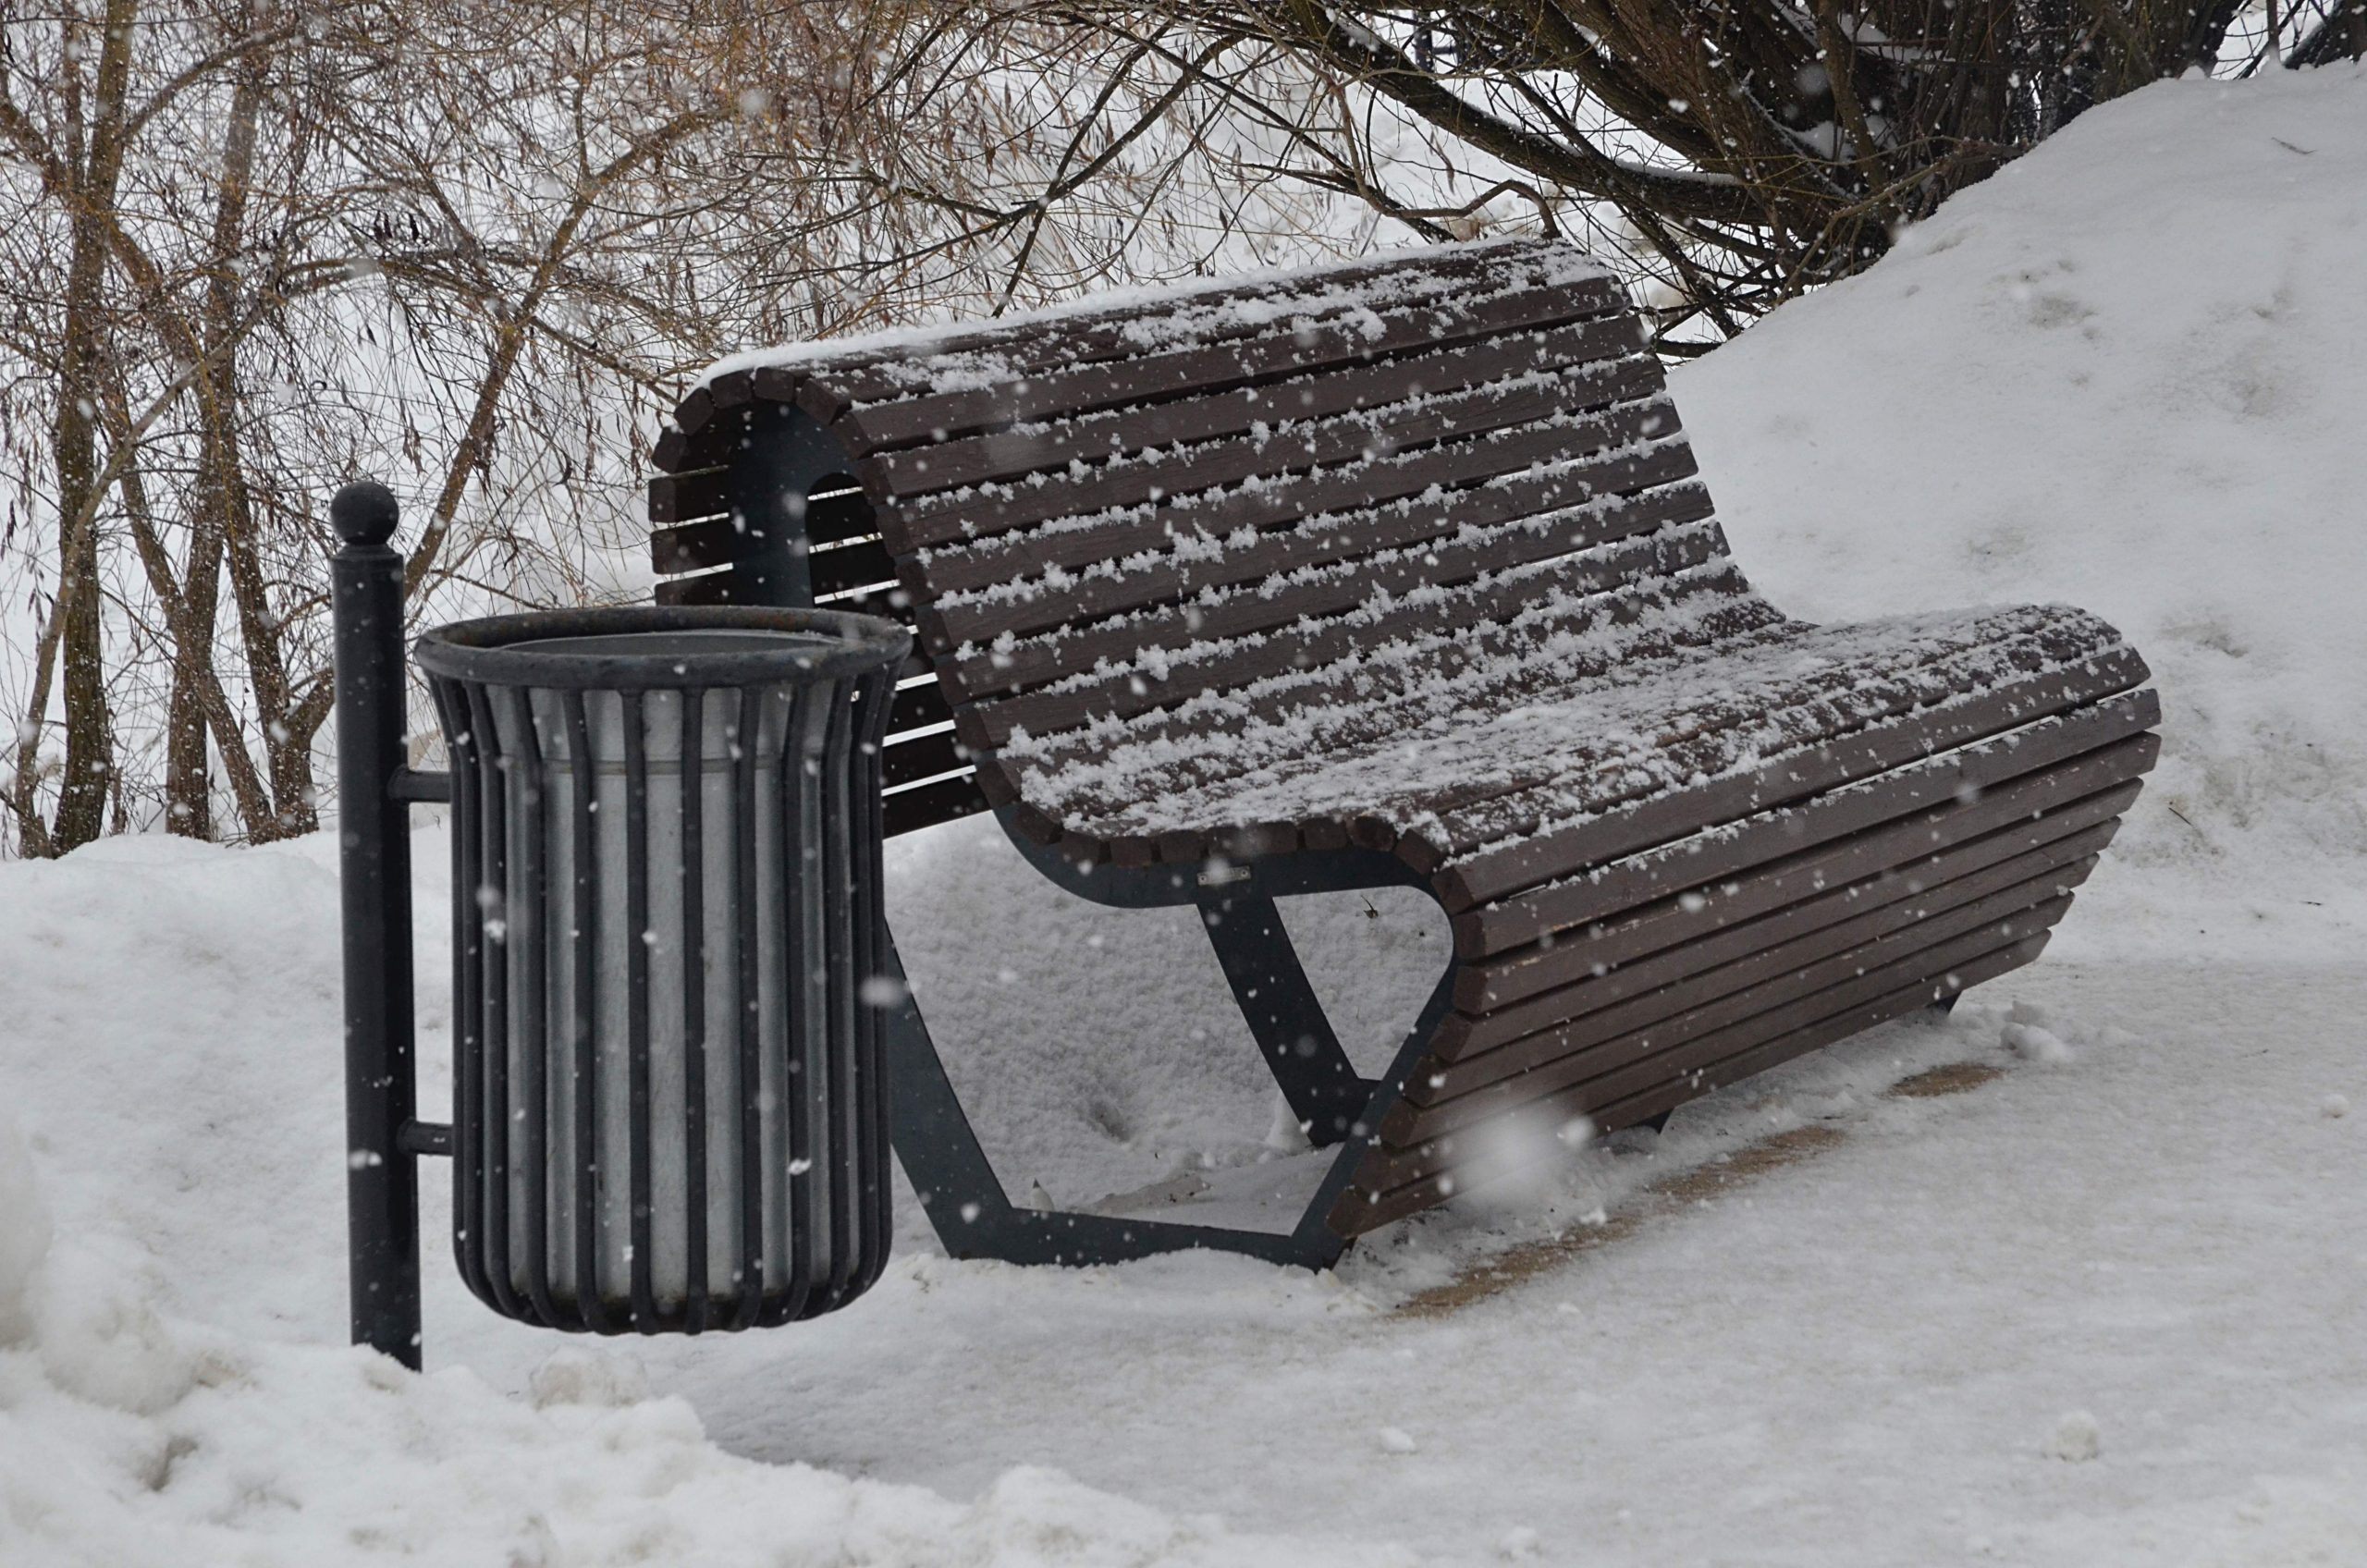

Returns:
680,955,2367,1563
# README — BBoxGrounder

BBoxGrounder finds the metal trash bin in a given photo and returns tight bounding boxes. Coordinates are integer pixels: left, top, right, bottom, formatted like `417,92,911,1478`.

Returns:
411,604,907,1334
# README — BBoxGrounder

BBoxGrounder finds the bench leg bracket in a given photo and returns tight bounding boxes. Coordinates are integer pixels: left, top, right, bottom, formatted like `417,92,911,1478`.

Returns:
1196,890,1371,1147
881,924,1453,1271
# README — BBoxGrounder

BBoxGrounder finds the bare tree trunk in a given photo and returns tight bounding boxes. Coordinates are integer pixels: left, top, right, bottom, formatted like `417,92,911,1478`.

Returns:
184,30,276,837
164,541,224,837
164,10,268,839
43,0,141,855
107,397,278,836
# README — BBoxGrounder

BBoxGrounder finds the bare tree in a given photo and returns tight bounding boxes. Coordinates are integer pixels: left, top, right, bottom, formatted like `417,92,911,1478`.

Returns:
1087,0,2365,342
0,0,1364,854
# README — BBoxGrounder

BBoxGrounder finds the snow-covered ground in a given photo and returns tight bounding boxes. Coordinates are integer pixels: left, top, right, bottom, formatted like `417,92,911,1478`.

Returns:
5,65,2364,1566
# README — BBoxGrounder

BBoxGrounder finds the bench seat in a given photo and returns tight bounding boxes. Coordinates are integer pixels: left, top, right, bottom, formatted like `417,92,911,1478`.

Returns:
997,602,2141,892
648,237,2158,1258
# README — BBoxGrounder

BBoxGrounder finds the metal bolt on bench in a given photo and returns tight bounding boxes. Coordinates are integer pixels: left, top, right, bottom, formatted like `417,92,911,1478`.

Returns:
331,480,907,1368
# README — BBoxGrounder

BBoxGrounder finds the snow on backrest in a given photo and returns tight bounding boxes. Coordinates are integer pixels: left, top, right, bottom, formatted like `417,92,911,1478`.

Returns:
661,239,1740,765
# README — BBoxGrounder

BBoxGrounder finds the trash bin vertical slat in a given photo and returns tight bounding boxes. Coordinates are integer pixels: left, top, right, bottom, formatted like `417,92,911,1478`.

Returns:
852,666,896,1294
621,691,657,1330
680,687,710,1334
561,687,611,1334
818,681,861,1308
463,678,525,1326
779,681,819,1325
434,675,495,1314
502,682,561,1327
730,683,766,1332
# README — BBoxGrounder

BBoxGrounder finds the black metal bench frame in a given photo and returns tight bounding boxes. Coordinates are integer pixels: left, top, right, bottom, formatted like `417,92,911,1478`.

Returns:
885,828,1453,1268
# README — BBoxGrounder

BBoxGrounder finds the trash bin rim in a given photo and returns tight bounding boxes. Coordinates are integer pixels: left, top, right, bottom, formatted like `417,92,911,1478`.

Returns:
412,605,910,691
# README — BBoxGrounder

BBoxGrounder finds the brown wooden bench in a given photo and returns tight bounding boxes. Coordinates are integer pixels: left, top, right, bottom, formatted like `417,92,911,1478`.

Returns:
647,239,2159,1268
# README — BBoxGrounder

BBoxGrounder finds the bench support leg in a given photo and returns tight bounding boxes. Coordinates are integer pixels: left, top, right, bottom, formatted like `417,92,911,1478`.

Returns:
881,923,1454,1271
1196,890,1369,1147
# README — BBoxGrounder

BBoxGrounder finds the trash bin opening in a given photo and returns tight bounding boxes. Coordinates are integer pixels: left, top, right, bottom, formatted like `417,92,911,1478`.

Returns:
504,629,832,659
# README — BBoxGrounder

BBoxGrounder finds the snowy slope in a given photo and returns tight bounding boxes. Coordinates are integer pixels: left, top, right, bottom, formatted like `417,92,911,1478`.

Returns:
1677,65,2367,909
6,65,2366,1568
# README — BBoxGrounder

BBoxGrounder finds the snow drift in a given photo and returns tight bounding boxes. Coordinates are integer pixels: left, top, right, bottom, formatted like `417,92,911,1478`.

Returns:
1677,64,2367,886
0,841,1381,1566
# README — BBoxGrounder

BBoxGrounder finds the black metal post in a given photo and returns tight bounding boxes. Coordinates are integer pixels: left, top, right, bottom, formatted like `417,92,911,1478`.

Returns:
331,481,423,1368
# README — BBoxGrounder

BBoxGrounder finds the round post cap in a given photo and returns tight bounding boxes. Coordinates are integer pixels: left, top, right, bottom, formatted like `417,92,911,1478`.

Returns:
330,481,400,547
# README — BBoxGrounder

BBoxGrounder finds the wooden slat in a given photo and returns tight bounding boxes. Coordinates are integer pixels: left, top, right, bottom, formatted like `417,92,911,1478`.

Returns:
1333,935,2048,1235
816,587,903,622
671,385,716,439
964,537,1737,784
1013,578,1777,778
803,242,1572,413
1586,940,2044,1139
907,369,1668,601
654,569,735,606
1430,639,2150,908
922,400,1686,649
888,346,1655,559
665,368,756,445
1014,610,2119,851
649,534,897,613
652,516,738,576
969,570,1747,828
882,771,989,838
1454,768,2143,1019
1444,807,2122,1057
958,498,1727,747
650,467,730,525
941,456,1712,703
651,490,879,578
647,540,899,606
1011,586,1786,831
810,536,899,600
1372,898,2072,1175
805,486,878,547
927,438,1698,667
1453,692,2161,957
877,310,1650,498
881,728,969,790
887,677,953,739
1417,613,2116,836
1417,844,2104,1104
838,273,1626,455
705,367,756,412
883,353,1662,557
1394,883,2079,1150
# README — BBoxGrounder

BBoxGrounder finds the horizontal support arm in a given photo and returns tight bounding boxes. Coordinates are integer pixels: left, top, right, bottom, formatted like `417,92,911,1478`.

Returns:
397,1120,453,1158
389,767,451,803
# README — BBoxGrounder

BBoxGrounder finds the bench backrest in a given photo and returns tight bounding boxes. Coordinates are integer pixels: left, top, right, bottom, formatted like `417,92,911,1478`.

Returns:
648,239,1750,839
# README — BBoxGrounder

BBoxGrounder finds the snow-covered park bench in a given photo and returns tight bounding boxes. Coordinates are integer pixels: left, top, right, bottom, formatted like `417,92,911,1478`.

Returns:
644,239,2159,1268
